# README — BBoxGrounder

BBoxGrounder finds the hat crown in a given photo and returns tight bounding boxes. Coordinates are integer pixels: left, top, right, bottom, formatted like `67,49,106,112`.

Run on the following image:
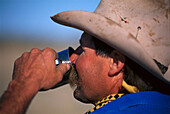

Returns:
95,0,170,66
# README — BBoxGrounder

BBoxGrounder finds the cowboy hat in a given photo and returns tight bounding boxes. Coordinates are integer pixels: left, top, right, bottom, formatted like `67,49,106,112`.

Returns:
51,0,170,84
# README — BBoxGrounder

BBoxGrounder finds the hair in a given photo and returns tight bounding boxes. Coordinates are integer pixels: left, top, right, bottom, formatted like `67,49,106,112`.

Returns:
92,37,170,95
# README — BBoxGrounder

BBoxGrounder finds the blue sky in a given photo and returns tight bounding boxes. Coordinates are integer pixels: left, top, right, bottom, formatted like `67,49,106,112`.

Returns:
0,0,100,44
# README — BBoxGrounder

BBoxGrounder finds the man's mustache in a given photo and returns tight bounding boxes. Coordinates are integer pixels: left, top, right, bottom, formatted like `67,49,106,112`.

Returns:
69,64,79,88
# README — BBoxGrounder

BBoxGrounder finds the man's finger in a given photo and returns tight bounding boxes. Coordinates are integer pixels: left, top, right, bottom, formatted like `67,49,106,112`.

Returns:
56,63,71,76
30,48,41,54
42,48,58,61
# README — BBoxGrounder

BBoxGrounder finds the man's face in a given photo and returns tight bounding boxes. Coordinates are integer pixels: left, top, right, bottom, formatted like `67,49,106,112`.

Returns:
70,33,115,104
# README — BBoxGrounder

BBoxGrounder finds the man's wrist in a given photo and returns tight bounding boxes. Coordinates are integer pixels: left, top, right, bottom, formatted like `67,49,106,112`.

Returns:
8,78,40,97
0,79,39,114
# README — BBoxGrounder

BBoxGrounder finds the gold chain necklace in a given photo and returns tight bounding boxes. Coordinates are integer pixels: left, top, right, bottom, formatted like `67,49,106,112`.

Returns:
85,94,124,114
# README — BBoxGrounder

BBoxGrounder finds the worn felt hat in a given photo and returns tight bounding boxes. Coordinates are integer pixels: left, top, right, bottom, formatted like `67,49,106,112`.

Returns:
51,0,170,84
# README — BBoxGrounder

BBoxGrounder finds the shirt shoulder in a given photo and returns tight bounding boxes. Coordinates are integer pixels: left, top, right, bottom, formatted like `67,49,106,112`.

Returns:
91,91,170,114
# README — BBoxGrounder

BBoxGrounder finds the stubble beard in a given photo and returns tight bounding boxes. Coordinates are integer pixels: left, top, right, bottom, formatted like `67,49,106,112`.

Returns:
69,65,82,101
69,64,79,89
68,65,91,103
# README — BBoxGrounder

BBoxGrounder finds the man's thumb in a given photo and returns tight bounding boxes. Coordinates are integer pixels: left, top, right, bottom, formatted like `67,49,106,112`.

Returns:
56,63,71,76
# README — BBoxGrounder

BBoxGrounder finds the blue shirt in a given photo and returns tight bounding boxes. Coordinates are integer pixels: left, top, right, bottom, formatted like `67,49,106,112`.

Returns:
91,91,170,114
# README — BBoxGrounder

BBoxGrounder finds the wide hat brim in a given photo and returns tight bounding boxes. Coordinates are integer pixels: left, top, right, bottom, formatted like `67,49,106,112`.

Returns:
51,10,170,84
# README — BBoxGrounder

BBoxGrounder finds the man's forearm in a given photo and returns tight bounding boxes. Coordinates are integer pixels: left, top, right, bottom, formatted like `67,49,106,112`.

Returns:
0,80,39,114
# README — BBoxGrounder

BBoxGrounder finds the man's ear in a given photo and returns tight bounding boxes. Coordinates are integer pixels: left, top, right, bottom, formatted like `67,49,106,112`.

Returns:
108,51,125,76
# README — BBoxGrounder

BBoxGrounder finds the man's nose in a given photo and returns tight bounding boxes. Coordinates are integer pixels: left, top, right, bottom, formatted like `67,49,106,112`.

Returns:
70,53,79,64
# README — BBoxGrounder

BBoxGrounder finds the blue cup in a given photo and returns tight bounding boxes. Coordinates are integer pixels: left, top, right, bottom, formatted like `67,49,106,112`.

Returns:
55,47,74,65
51,47,74,89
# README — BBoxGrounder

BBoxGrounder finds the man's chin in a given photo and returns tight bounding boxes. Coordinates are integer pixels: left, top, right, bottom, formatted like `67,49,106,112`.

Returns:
73,87,90,104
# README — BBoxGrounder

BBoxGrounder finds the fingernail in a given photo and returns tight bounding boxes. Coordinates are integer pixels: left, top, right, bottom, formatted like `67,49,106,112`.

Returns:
66,64,71,70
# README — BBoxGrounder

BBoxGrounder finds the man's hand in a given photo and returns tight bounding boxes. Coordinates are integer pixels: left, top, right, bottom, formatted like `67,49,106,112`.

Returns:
13,48,70,90
0,48,70,114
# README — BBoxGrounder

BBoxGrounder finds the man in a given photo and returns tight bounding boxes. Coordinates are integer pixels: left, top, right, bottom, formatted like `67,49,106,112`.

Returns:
0,0,170,114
